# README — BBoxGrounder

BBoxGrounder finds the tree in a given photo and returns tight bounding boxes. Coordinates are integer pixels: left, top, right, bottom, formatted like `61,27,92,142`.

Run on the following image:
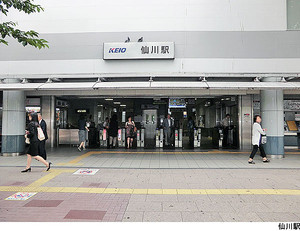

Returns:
0,0,48,49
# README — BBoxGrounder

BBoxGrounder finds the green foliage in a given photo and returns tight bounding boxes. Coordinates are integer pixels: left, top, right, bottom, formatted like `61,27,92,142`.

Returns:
0,0,49,49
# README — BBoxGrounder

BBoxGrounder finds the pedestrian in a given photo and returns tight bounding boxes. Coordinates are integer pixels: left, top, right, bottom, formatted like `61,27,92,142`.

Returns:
221,114,230,148
187,116,195,148
22,113,51,172
163,114,174,147
125,116,135,149
37,113,48,160
248,115,270,164
108,114,118,148
78,114,89,151
103,117,110,148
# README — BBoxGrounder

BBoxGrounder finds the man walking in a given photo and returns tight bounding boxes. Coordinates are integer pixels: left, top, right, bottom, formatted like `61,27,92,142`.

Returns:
37,113,48,160
163,114,174,147
221,114,230,148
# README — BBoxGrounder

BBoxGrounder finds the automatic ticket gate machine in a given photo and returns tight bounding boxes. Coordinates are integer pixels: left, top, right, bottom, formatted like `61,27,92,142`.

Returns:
174,128,183,148
193,127,201,148
117,128,126,147
99,128,108,148
136,128,145,148
155,128,164,148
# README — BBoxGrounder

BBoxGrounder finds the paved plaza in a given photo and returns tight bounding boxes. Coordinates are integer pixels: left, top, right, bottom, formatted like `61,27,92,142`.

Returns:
0,148,300,222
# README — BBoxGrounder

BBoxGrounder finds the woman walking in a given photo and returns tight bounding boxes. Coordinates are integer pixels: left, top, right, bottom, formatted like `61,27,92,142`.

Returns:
125,116,135,149
108,114,118,148
22,113,52,172
248,115,270,164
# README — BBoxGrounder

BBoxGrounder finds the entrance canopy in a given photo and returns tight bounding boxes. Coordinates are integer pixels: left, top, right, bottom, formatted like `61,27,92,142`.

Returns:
0,81,299,91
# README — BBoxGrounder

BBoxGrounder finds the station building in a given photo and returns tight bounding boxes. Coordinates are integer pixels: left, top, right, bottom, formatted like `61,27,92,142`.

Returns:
1,0,300,158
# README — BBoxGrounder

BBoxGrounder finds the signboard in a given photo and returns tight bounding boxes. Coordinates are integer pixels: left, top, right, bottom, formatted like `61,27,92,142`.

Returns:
73,169,99,175
169,98,186,108
284,100,300,111
103,42,175,60
5,192,37,201
26,97,40,106
76,109,90,114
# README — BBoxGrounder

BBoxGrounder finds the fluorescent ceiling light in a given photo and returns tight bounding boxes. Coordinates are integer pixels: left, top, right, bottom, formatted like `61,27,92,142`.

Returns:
113,102,121,104
105,98,113,101
120,105,126,107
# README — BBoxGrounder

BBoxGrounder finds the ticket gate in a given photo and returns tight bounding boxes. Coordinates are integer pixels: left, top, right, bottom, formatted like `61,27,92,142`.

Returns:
193,128,201,148
155,128,164,148
142,109,157,149
137,130,141,147
99,128,108,147
218,129,223,148
136,128,145,148
117,128,126,147
174,129,183,148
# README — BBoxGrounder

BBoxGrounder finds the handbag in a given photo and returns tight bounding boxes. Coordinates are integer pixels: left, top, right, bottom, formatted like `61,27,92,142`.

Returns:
25,137,30,144
37,127,45,141
261,135,267,144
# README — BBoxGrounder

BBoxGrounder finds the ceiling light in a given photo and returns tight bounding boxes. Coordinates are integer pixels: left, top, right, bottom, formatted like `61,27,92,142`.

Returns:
113,102,121,104
105,98,113,101
120,105,126,107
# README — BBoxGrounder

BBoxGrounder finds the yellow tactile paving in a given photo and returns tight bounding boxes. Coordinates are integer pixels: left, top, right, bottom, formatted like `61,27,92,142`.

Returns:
148,189,163,194
118,188,134,194
191,189,207,194
163,189,177,194
177,189,193,194
1,185,300,196
27,168,77,187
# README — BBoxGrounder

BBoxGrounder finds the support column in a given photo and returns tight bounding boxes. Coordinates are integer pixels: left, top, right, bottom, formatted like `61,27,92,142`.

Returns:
238,95,253,150
260,77,284,158
41,96,56,148
1,79,25,156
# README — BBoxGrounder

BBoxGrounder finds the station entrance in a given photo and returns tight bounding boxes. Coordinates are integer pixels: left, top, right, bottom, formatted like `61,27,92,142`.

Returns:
54,96,239,150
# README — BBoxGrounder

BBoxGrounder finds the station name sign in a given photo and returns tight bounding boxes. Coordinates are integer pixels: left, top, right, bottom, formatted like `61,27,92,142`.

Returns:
103,42,175,60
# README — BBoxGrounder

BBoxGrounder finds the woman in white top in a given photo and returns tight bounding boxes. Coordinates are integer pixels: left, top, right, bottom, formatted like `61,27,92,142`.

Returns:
248,115,270,164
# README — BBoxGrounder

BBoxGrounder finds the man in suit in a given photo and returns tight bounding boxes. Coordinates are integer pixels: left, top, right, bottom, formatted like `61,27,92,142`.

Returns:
163,114,174,147
37,113,48,160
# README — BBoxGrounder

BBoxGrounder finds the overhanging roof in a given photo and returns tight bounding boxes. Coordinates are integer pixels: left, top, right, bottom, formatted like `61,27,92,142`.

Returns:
0,81,299,90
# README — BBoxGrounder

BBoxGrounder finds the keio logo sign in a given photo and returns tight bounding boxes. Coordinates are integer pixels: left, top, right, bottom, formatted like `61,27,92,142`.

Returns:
109,48,126,53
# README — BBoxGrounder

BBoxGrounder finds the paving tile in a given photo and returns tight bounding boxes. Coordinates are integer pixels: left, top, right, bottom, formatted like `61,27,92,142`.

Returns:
196,201,236,213
264,202,300,213
181,211,223,222
126,202,162,212
229,202,271,213
219,212,263,222
24,200,64,207
143,212,182,222
162,202,198,212
257,212,300,222
64,210,106,220
146,194,178,202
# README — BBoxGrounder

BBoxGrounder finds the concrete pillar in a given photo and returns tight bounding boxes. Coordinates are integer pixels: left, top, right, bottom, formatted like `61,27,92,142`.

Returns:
1,79,25,156
238,95,253,150
41,96,56,148
260,77,284,158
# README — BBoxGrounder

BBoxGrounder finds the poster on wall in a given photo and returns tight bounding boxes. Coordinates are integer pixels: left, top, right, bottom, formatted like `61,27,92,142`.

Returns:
284,100,300,111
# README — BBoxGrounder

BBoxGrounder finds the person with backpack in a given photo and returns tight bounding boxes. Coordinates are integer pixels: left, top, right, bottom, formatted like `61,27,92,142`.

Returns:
22,112,52,172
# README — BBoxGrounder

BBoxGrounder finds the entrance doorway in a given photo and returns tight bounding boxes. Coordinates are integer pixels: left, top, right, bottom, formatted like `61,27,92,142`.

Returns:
50,96,239,150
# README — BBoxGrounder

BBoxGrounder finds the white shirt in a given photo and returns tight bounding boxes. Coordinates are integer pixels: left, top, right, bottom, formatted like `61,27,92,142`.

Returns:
252,122,266,146
168,119,171,127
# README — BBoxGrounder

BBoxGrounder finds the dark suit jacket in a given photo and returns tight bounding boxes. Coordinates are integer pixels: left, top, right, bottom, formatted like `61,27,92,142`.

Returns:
163,118,174,132
39,119,48,140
